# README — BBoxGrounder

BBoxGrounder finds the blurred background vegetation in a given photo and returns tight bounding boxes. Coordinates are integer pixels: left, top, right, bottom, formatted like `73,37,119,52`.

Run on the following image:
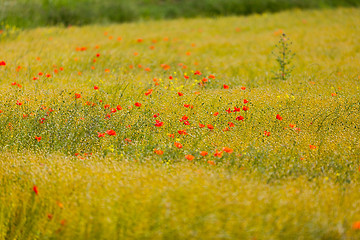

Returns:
0,0,359,28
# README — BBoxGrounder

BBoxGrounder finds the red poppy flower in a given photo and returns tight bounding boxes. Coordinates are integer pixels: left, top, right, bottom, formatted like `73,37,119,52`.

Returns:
154,120,164,127
242,106,249,111
194,70,202,75
97,132,105,138
185,155,194,161
228,122,235,127
33,185,39,195
35,136,42,142
241,86,246,90
181,115,188,121
244,99,249,104
199,123,205,128
226,108,232,113
276,114,283,120
75,93,81,99
236,116,244,121
116,105,122,110
135,102,142,107
106,129,116,136
0,61,6,66
233,107,241,112
110,108,117,113
94,85,99,90
309,145,317,149
178,129,188,135
184,75,189,79
207,124,214,130
183,121,190,125
264,131,271,136
213,112,219,116
208,75,215,79
178,92,184,96
223,84,229,89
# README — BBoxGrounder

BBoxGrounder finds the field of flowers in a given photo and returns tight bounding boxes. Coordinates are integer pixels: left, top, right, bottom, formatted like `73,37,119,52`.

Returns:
0,7,360,239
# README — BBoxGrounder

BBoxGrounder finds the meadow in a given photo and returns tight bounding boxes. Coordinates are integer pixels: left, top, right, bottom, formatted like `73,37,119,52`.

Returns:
0,7,360,239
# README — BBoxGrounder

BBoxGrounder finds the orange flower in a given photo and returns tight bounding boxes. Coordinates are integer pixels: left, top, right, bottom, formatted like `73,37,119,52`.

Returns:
174,142,183,149
214,150,223,158
309,145,317,149
207,124,214,130
200,151,208,156
241,86,246,90
222,147,233,153
75,93,81,99
207,160,216,166
105,69,110,73
352,221,360,230
199,123,205,128
213,112,219,116
223,127,230,132
154,149,164,155
228,122,235,127
35,136,42,142
145,89,153,96
208,75,215,79
242,106,249,111
185,155,194,161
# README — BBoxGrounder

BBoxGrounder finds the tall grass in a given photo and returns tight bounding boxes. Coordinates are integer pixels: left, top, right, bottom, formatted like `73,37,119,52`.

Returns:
0,7,360,239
